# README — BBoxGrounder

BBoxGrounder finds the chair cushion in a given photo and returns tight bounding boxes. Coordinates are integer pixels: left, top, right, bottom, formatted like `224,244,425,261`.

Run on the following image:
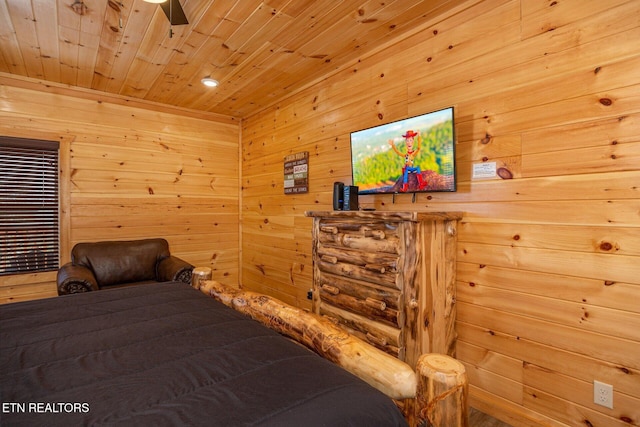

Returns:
71,239,170,287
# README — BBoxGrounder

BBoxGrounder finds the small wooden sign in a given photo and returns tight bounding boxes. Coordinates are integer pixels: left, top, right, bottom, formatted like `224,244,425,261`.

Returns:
284,151,309,194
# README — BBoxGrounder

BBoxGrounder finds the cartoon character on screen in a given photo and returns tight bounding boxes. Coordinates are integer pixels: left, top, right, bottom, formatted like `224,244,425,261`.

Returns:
389,130,427,192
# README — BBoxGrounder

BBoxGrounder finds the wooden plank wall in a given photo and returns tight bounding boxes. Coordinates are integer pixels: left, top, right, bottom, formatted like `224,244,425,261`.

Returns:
0,76,240,303
241,0,640,426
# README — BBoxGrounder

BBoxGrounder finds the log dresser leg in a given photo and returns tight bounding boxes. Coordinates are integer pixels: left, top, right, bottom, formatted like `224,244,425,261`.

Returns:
415,353,469,427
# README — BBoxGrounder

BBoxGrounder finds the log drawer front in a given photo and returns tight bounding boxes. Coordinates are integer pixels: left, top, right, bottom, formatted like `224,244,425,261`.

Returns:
306,211,462,369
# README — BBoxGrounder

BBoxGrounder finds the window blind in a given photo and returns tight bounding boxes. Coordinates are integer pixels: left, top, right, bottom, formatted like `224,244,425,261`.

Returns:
0,137,60,275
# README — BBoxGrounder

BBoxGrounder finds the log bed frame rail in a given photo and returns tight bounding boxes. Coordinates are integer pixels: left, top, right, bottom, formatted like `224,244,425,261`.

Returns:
198,280,469,427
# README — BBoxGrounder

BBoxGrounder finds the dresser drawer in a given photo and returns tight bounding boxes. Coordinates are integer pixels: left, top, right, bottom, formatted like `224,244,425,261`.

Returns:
317,244,399,289
317,273,401,311
318,271,402,327
320,303,403,358
317,219,401,255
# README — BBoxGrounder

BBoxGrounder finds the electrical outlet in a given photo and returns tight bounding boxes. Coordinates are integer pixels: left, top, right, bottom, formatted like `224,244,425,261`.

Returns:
594,380,613,409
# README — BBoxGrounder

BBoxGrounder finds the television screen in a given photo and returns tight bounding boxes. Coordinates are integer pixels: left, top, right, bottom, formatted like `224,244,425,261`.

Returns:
350,107,456,194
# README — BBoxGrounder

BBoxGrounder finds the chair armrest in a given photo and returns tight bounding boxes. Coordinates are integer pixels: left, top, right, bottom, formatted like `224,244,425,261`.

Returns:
57,263,99,295
157,256,193,284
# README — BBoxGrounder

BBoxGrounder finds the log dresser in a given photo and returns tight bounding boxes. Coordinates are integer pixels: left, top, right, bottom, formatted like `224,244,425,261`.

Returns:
305,211,463,369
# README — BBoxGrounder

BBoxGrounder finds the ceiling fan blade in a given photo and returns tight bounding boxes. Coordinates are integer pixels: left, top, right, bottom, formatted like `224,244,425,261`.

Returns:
160,0,188,25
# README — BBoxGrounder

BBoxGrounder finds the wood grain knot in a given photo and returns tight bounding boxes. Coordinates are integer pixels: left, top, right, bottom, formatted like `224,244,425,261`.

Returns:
497,167,513,179
599,241,613,251
617,366,630,374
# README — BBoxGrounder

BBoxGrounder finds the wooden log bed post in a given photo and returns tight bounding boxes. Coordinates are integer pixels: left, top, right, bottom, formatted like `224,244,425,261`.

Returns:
191,267,212,289
198,280,468,427
415,353,468,427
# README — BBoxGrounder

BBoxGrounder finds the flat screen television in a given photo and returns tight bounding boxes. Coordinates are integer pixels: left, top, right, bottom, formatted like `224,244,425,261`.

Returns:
350,106,456,194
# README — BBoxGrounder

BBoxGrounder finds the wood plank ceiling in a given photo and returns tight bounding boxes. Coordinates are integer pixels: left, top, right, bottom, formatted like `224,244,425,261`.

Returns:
0,0,468,118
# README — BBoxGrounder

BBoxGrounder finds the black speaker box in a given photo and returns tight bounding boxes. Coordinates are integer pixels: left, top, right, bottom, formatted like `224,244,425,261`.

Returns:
333,182,344,210
342,185,359,211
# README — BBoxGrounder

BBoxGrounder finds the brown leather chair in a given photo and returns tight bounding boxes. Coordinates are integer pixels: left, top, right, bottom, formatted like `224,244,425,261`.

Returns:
57,238,193,295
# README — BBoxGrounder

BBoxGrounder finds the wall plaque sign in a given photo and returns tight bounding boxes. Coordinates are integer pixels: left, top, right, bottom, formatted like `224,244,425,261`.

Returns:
284,151,309,194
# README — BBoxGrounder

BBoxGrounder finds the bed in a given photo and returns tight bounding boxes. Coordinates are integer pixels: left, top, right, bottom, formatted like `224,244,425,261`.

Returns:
0,281,408,426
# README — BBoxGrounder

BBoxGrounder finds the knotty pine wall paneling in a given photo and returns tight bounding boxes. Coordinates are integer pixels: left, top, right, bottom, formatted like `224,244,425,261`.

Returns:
0,76,240,303
241,0,640,426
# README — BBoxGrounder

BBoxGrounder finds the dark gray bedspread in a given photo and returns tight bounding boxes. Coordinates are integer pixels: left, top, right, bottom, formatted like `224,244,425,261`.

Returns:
0,282,407,426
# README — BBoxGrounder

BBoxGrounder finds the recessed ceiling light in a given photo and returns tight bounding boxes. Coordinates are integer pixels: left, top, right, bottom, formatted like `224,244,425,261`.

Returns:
143,0,167,3
201,77,219,87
